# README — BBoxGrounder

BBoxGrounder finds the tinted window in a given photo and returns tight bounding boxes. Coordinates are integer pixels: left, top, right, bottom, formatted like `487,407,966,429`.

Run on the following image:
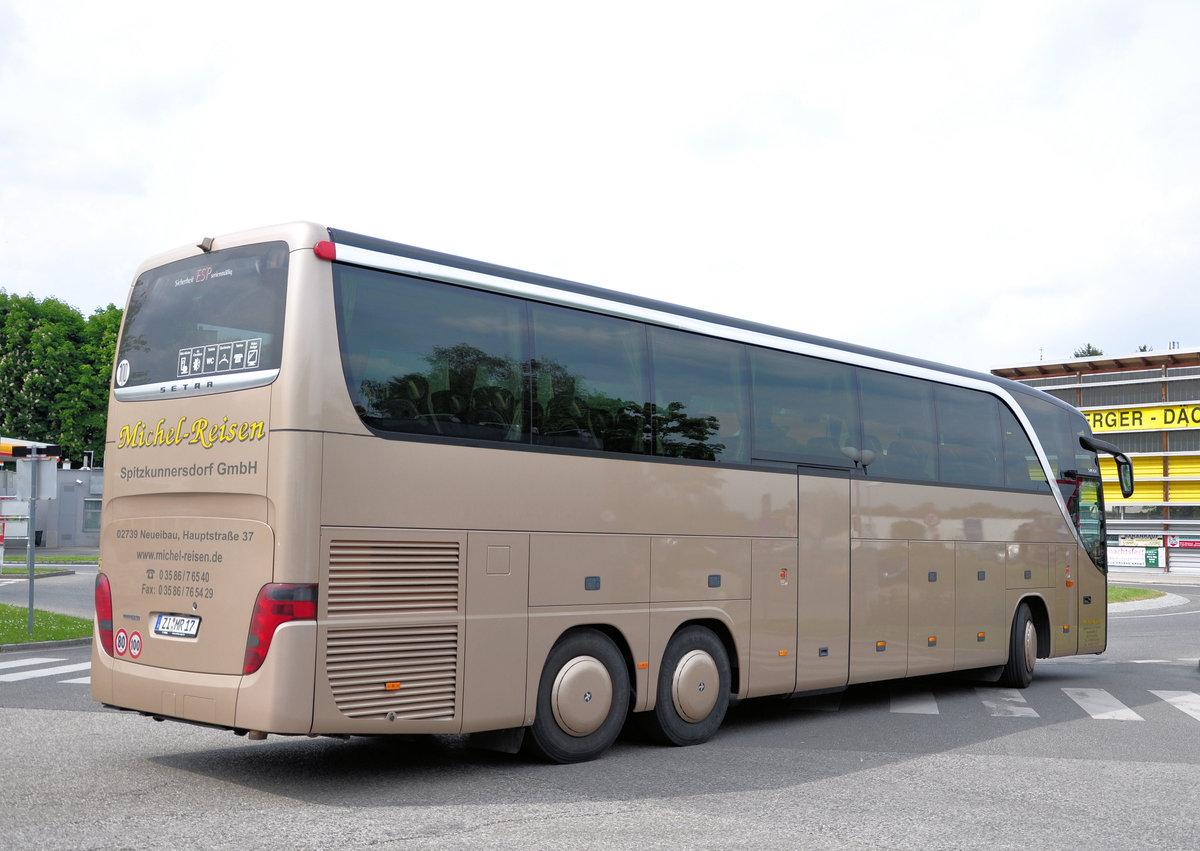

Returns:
860,370,936,481
934,384,1003,487
1018,395,1099,480
999,404,1046,491
530,304,650,453
1077,478,1106,569
333,263,1062,488
115,241,288,397
649,327,749,463
750,348,858,468
335,268,527,441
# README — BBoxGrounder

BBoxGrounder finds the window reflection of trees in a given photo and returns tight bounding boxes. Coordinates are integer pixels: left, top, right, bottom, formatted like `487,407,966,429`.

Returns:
357,343,522,439
357,343,729,460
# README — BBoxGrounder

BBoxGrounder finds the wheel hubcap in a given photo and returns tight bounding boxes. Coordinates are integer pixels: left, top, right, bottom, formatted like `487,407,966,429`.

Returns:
671,649,719,723
1022,619,1036,672
550,655,612,737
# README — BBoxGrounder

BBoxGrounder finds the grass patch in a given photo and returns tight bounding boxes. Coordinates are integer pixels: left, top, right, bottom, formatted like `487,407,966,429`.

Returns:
1109,585,1165,604
3,554,97,565
0,602,92,645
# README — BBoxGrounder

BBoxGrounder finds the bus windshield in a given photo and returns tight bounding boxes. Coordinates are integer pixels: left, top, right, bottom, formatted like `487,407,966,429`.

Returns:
113,241,289,399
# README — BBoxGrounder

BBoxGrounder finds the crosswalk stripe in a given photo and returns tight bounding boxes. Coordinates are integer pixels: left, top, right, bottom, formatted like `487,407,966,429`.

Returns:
1063,687,1143,720
59,676,91,685
0,662,91,682
1149,690,1200,722
977,687,1040,718
890,688,939,714
0,657,65,671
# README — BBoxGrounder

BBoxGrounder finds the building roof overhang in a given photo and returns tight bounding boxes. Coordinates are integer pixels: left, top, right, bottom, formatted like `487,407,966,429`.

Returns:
991,348,1200,380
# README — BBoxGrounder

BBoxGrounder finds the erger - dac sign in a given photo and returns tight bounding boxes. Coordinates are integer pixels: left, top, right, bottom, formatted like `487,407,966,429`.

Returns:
1086,403,1200,432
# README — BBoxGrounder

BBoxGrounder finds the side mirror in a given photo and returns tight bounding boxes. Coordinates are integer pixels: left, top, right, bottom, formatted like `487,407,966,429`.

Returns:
1079,434,1135,499
1116,455,1134,499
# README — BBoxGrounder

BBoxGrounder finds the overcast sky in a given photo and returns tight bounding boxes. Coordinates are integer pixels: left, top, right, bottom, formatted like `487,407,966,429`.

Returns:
1,1,1197,373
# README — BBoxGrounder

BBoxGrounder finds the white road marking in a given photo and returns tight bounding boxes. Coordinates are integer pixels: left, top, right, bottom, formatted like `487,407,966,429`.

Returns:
0,656,64,671
0,662,91,682
1149,690,1200,722
1063,687,1143,721
977,687,1040,717
890,689,939,715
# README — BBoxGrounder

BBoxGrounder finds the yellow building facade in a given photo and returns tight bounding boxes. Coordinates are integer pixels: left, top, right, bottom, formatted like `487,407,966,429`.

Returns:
994,348,1200,572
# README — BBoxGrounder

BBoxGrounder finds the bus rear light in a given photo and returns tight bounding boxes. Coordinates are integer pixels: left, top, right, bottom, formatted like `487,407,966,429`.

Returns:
95,573,114,657
243,583,317,675
313,240,336,260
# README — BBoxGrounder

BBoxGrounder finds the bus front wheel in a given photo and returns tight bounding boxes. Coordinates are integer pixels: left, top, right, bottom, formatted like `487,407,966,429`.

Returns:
644,625,731,746
527,629,630,763
1000,602,1037,688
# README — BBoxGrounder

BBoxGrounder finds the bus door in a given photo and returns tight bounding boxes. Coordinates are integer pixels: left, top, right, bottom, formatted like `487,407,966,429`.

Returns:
847,478,913,685
1052,544,1079,657
792,469,851,692
1074,478,1108,654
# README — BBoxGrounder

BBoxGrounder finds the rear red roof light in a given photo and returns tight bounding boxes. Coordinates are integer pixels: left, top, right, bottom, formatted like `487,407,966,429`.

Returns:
95,573,114,657
243,583,317,675
313,240,336,260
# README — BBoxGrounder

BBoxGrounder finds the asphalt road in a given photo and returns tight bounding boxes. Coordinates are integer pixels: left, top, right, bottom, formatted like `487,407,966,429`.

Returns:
1,575,1198,849
0,563,97,621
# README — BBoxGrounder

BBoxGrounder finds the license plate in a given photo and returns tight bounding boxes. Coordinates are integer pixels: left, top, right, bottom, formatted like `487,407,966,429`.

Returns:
153,614,201,638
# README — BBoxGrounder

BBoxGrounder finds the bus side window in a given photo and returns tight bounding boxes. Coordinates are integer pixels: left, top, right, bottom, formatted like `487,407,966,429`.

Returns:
529,303,650,455
999,405,1044,491
749,348,858,468
934,385,1002,487
860,369,936,482
648,326,749,464
334,268,526,442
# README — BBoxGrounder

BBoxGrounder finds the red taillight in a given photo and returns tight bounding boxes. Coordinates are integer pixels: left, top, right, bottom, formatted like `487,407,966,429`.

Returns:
95,573,114,657
243,583,317,675
313,240,336,260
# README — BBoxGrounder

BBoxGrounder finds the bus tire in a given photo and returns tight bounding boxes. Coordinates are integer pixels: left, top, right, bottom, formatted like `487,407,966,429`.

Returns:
527,629,630,764
1000,602,1037,688
645,625,730,747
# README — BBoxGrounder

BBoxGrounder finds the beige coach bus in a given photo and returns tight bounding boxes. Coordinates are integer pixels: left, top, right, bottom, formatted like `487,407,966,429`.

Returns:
92,222,1134,762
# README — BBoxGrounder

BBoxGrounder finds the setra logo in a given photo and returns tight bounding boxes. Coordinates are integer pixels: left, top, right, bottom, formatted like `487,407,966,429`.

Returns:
117,415,266,450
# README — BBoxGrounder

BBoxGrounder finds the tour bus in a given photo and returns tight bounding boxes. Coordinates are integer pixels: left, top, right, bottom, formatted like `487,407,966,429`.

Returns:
92,222,1134,762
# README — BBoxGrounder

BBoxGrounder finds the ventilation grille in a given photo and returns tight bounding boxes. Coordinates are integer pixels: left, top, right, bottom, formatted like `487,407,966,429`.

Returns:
327,540,460,616
327,625,458,720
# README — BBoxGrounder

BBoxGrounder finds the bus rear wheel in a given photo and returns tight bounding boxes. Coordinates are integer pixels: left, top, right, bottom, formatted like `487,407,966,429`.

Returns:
644,625,730,747
1000,602,1037,688
527,629,630,764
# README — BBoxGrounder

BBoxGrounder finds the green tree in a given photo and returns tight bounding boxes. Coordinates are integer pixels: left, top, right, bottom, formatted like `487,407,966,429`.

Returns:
1072,343,1104,358
0,293,120,466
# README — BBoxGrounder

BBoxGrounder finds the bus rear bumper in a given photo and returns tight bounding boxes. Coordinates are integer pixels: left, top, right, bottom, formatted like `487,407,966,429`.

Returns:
91,621,315,735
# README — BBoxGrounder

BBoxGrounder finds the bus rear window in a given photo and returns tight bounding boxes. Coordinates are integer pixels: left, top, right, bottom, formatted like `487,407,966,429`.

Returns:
114,242,288,399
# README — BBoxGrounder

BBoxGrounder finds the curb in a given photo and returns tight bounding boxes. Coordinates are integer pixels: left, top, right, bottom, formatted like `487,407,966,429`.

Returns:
0,636,93,654
1108,591,1190,612
0,569,77,580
